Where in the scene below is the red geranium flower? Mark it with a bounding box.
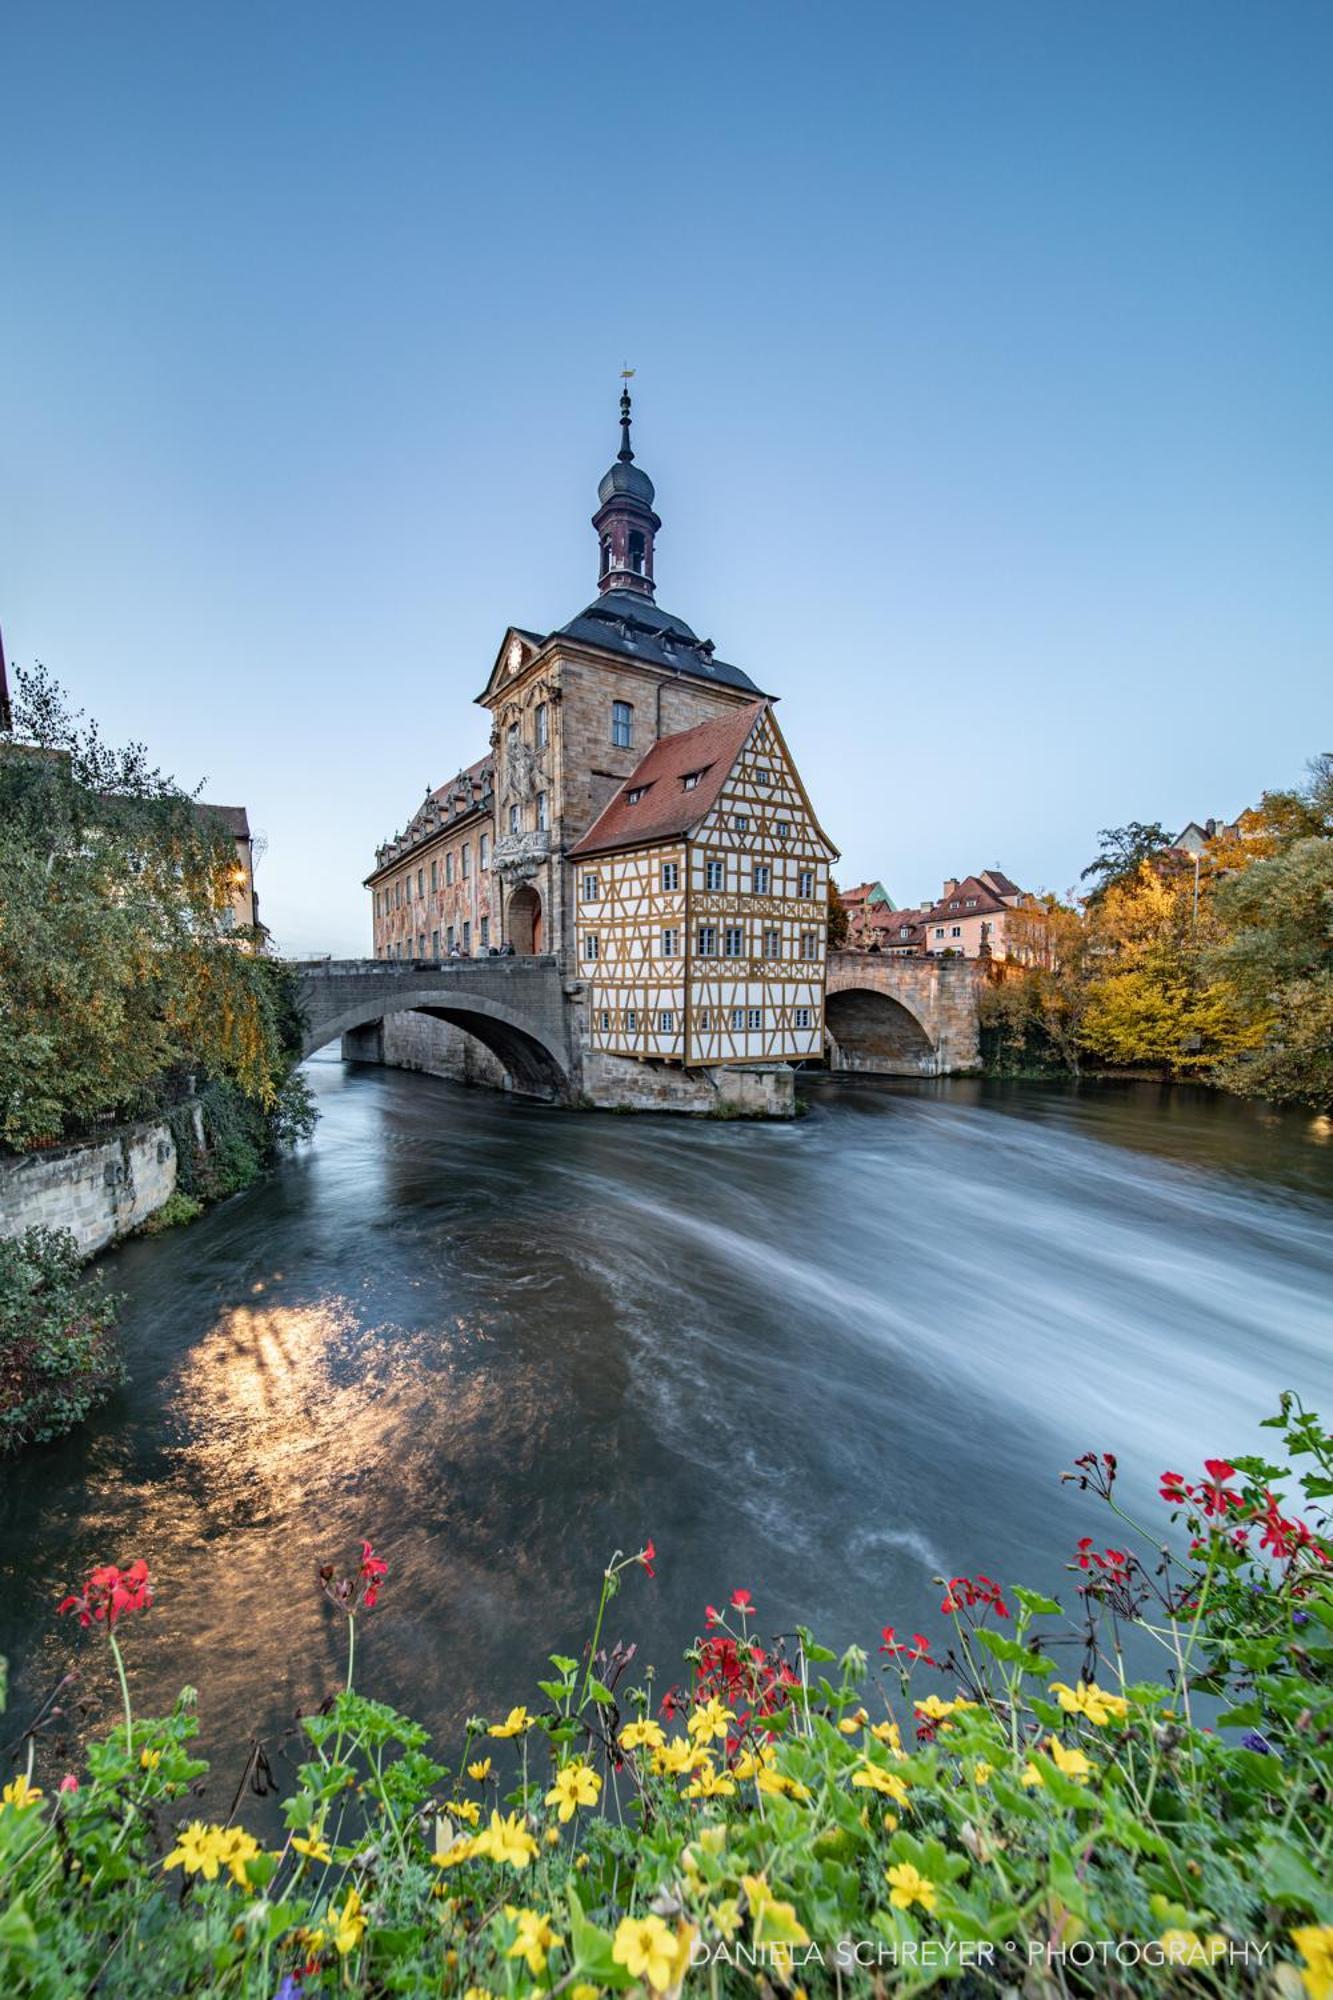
[1199,1461,1242,1518]
[639,1539,657,1578]
[58,1559,153,1629]
[358,1540,388,1609]
[879,1626,935,1663]
[730,1588,754,1615]
[1159,1471,1192,1505]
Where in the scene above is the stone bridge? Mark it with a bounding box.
[291,957,576,1100]
[825,952,984,1077]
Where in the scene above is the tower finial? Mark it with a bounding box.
[618,365,635,462]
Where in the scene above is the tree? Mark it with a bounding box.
[1206,835,1333,1110]
[827,880,849,950]
[0,665,305,1148]
[1080,822,1172,898]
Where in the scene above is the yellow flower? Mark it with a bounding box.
[757,1766,810,1801]
[545,1761,602,1822]
[733,1744,775,1780]
[1049,1680,1129,1726]
[851,1762,910,1805]
[505,1907,563,1976]
[652,1738,703,1776]
[1,1773,44,1813]
[327,1884,367,1956]
[838,1707,869,1734]
[475,1808,539,1868]
[687,1697,735,1744]
[293,1834,332,1863]
[914,1694,975,1725]
[972,1760,992,1787]
[467,1757,492,1782]
[432,1836,478,1869]
[869,1719,903,1754]
[882,1811,899,1832]
[572,1987,602,2000]
[448,1796,481,1826]
[741,1875,811,1946]
[545,1825,561,1847]
[164,1821,225,1880]
[1023,1737,1092,1786]
[885,1861,937,1913]
[613,1914,687,1993]
[1293,1925,1333,2000]
[463,1989,495,2000]
[215,1826,261,1887]
[683,1759,737,1799]
[713,1898,742,1940]
[488,1706,530,1739]
[620,1718,667,1752]
[139,1748,161,1772]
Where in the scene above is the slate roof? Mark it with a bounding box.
[569,702,767,859]
[195,802,251,840]
[368,754,494,877]
[554,591,765,697]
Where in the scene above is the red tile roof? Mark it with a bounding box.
[569,701,767,858]
[921,875,1015,922]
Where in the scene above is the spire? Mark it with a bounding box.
[593,375,661,599]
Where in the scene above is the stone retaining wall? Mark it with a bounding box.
[0,1117,184,1258]
[344,1013,510,1091]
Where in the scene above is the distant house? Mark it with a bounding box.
[865,904,927,955]
[1173,817,1241,858]
[840,880,894,948]
[921,870,1031,960]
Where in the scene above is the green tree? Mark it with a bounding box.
[0,665,309,1148]
[1080,820,1172,898]
[827,879,849,949]
[1207,835,1333,1110]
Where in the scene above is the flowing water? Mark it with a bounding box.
[3,1062,1331,1799]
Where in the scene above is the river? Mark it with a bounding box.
[3,1063,1331,1800]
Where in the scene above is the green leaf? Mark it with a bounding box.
[975,1628,1056,1674]
[1012,1586,1063,1617]
[586,1678,615,1707]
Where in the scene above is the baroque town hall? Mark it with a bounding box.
[365,393,836,1099]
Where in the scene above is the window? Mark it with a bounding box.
[462,920,471,953]
[446,852,455,887]
[661,861,679,891]
[682,771,700,791]
[462,843,471,878]
[480,917,489,950]
[730,1006,745,1030]
[659,1010,673,1032]
[394,881,401,908]
[965,897,977,908]
[733,814,749,833]
[536,792,548,832]
[723,925,745,957]
[800,931,818,960]
[418,934,426,957]
[600,1011,610,1032]
[626,1009,637,1031]
[582,873,600,901]
[752,864,771,893]
[951,925,961,938]
[775,819,790,839]
[748,1007,762,1030]
[705,858,724,891]
[600,534,612,577]
[661,928,680,956]
[430,859,438,893]
[696,925,717,957]
[584,934,599,960]
[762,928,781,959]
[535,702,549,748]
[697,1009,711,1030]
[935,926,945,938]
[447,926,455,953]
[431,929,440,956]
[799,870,814,898]
[628,529,646,574]
[417,868,424,897]
[480,833,489,870]
[373,890,380,916]
[795,1007,811,1029]
[406,937,413,959]
[612,701,633,748]
[755,768,772,786]
[509,804,519,833]
[626,786,646,804]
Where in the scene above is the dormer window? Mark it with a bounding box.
[626,786,646,804]
[682,771,700,790]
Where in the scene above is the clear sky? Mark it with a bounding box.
[3,1,1330,953]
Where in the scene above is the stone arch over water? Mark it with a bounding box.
[825,986,938,1077]
[303,993,568,1101]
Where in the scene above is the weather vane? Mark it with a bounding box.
[621,364,635,382]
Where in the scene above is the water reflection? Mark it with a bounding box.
[1,1062,1330,1809]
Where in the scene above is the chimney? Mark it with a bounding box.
[942,878,958,898]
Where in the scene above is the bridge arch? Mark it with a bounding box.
[299,987,570,1101]
[825,985,938,1077]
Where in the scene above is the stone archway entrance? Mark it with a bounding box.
[825,988,937,1077]
[507,883,542,956]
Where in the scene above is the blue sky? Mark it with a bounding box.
[3,1,1329,953]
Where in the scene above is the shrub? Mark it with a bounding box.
[137,1190,204,1234]
[0,1400,1330,1994]
[0,1227,123,1451]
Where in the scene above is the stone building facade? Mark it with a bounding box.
[361,390,836,1106]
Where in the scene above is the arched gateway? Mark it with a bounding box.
[824,952,984,1078]
[293,959,574,1102]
